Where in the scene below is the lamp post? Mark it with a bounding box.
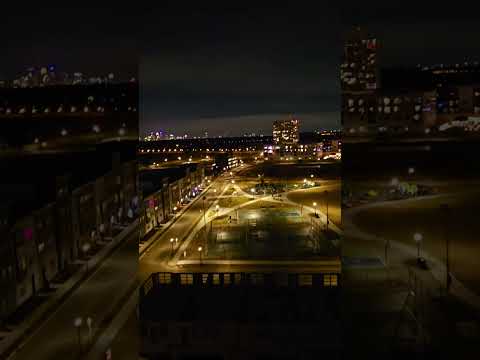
[325,190,329,231]
[414,232,423,259]
[313,202,317,216]
[86,317,93,345]
[73,317,83,354]
[202,196,207,227]
[198,246,203,265]
[82,243,91,273]
[441,203,452,294]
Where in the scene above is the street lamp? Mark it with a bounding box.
[408,167,415,175]
[82,243,91,273]
[86,317,93,344]
[414,232,423,259]
[198,246,203,265]
[73,317,83,354]
[324,190,329,231]
[202,196,207,227]
[440,203,452,294]
[170,238,174,255]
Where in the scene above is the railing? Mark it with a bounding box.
[140,271,341,298]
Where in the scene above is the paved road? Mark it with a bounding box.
[9,226,139,360]
[138,169,244,279]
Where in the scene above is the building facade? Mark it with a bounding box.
[139,272,341,360]
[342,27,480,136]
[139,164,205,239]
[340,26,379,92]
[0,159,139,325]
[272,118,300,147]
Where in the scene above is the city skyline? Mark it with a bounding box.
[2,4,480,137]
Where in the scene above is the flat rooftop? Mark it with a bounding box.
[140,272,340,323]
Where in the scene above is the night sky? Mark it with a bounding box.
[2,4,479,137]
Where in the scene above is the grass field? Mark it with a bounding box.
[350,191,480,294]
[287,184,341,227]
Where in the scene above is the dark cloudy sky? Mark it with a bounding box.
[341,1,480,67]
[1,3,479,136]
[140,5,341,136]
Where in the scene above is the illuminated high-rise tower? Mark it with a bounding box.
[273,117,299,146]
[340,26,379,92]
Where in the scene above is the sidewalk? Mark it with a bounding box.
[0,219,139,360]
[176,259,341,270]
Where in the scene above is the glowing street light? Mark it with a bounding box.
[408,167,415,175]
[198,246,203,265]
